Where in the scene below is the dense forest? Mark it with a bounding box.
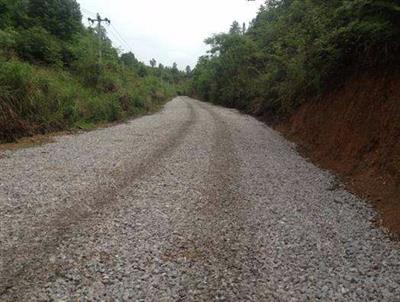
[190,0,400,119]
[0,0,188,142]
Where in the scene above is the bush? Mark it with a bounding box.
[0,0,183,142]
[0,28,17,56]
[191,0,400,117]
[16,27,62,65]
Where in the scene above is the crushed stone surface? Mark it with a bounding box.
[1,97,399,301]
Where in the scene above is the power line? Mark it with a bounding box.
[110,24,133,52]
[108,26,130,50]
[107,28,130,51]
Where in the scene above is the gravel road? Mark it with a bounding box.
[1,97,399,301]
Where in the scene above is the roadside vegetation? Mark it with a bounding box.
[190,0,400,119]
[0,0,188,142]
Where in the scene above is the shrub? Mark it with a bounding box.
[0,0,182,142]
[16,27,62,65]
[191,0,400,117]
[0,28,17,56]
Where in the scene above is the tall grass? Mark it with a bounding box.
[0,59,174,142]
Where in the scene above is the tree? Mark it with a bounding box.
[137,63,148,77]
[0,0,29,29]
[0,0,182,143]
[150,58,157,68]
[185,65,192,76]
[229,21,242,35]
[27,0,82,40]
[191,0,400,118]
[16,26,62,65]
[121,52,139,69]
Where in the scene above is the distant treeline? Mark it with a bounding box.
[190,0,400,119]
[0,0,189,142]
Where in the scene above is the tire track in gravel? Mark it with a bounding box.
[0,98,198,298]
[195,101,262,300]
[162,99,261,300]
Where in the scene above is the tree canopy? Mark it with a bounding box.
[0,0,188,141]
[191,0,400,117]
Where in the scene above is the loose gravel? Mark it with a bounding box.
[0,97,399,301]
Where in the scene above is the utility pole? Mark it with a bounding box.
[88,14,111,65]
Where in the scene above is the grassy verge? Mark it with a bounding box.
[0,58,176,143]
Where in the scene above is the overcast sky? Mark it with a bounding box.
[77,0,265,69]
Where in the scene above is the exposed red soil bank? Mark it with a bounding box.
[278,71,400,237]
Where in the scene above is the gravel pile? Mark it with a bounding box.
[0,97,399,301]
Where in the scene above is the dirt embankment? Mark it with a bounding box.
[278,71,400,237]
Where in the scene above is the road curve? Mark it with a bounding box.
[0,97,399,301]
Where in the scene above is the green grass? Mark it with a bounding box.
[0,58,175,142]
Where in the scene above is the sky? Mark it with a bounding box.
[77,0,265,69]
